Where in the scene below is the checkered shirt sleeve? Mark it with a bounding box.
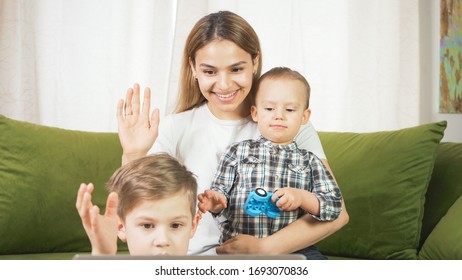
[307,153,342,221]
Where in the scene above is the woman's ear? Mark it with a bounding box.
[252,52,260,73]
[117,217,127,243]
[189,57,197,79]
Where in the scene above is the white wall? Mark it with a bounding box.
[1,1,460,142]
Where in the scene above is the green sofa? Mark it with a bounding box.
[0,115,461,260]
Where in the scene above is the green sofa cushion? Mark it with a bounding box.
[419,195,462,260]
[420,142,462,248]
[317,121,446,259]
[0,115,125,255]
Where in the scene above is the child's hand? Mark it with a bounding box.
[76,183,119,255]
[272,187,303,211]
[198,189,227,214]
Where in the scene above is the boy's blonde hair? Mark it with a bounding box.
[106,153,197,220]
[176,10,262,113]
[255,67,311,109]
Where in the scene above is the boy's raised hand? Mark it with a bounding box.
[117,83,160,164]
[76,183,119,255]
[197,189,227,214]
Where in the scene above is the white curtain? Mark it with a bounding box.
[1,0,423,133]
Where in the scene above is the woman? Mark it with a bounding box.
[95,11,348,256]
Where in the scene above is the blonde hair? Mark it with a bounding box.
[176,11,262,113]
[106,153,197,220]
[255,67,311,108]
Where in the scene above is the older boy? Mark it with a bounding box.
[76,153,199,255]
[198,67,342,259]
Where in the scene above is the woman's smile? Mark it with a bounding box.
[213,89,238,101]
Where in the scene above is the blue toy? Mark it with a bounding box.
[244,188,280,218]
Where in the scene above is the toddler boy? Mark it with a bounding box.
[198,67,342,259]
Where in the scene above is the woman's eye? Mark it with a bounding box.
[231,67,243,73]
[203,70,215,75]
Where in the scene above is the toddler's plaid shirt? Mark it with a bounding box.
[211,136,342,243]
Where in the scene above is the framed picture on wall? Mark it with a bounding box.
[440,0,462,113]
